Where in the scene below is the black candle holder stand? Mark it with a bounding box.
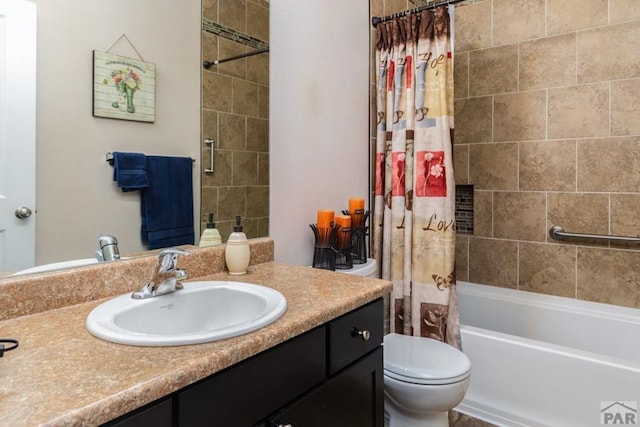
[342,209,370,264]
[334,226,353,270]
[309,223,339,270]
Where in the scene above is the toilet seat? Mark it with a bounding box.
[383,333,471,385]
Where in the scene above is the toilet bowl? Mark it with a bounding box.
[383,333,471,427]
[336,259,471,427]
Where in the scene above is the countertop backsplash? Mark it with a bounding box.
[0,237,275,321]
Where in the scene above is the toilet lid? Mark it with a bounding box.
[383,333,471,385]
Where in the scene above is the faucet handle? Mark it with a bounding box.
[157,248,189,271]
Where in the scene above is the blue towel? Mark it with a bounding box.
[140,156,195,250]
[112,152,149,192]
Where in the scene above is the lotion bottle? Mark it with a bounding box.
[199,213,222,247]
[225,215,250,275]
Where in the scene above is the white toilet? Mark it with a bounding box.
[341,260,472,427]
[383,333,471,426]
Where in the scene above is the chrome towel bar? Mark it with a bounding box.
[105,152,195,163]
[549,226,640,245]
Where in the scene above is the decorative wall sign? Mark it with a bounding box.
[92,50,156,123]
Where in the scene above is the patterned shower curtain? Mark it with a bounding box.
[373,6,460,348]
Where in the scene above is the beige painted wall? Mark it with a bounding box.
[33,0,201,264]
[270,0,371,266]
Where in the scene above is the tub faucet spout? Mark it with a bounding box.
[96,234,121,262]
[132,248,189,299]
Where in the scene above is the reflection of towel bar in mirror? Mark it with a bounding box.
[105,152,195,164]
[549,225,640,245]
[204,139,214,174]
[203,48,269,69]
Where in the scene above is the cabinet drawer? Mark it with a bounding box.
[179,326,326,427]
[328,298,383,375]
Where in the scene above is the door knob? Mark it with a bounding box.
[15,207,32,219]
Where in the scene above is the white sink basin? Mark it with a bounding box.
[12,257,131,276]
[13,258,100,275]
[86,281,287,346]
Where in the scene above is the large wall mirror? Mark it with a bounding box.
[0,0,268,278]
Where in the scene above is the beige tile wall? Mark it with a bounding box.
[371,0,640,309]
[201,0,270,241]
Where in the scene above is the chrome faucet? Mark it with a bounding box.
[95,234,120,262]
[132,248,189,300]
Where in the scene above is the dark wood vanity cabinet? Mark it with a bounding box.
[105,298,384,427]
[266,298,384,427]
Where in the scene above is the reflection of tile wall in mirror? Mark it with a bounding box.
[201,1,270,242]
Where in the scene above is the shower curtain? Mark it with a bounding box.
[373,6,460,348]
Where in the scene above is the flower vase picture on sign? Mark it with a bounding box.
[92,51,155,123]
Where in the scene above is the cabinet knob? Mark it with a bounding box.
[351,327,370,341]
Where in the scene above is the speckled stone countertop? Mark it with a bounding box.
[0,239,391,426]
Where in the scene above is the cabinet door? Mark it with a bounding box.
[269,347,383,427]
[179,327,326,427]
[104,397,173,427]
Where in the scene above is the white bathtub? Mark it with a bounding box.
[455,281,640,427]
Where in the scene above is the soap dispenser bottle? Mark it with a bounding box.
[225,215,250,275]
[199,213,222,247]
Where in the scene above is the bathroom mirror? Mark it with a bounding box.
[0,0,268,278]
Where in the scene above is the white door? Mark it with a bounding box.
[0,0,36,273]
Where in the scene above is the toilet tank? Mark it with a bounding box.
[340,258,377,278]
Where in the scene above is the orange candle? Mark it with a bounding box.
[348,197,365,213]
[335,215,352,250]
[317,210,335,228]
[335,215,351,228]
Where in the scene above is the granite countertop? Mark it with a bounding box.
[0,261,391,426]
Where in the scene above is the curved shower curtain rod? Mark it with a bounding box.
[203,48,269,69]
[371,0,467,27]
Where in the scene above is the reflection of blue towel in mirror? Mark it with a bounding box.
[111,152,150,192]
[141,156,195,249]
